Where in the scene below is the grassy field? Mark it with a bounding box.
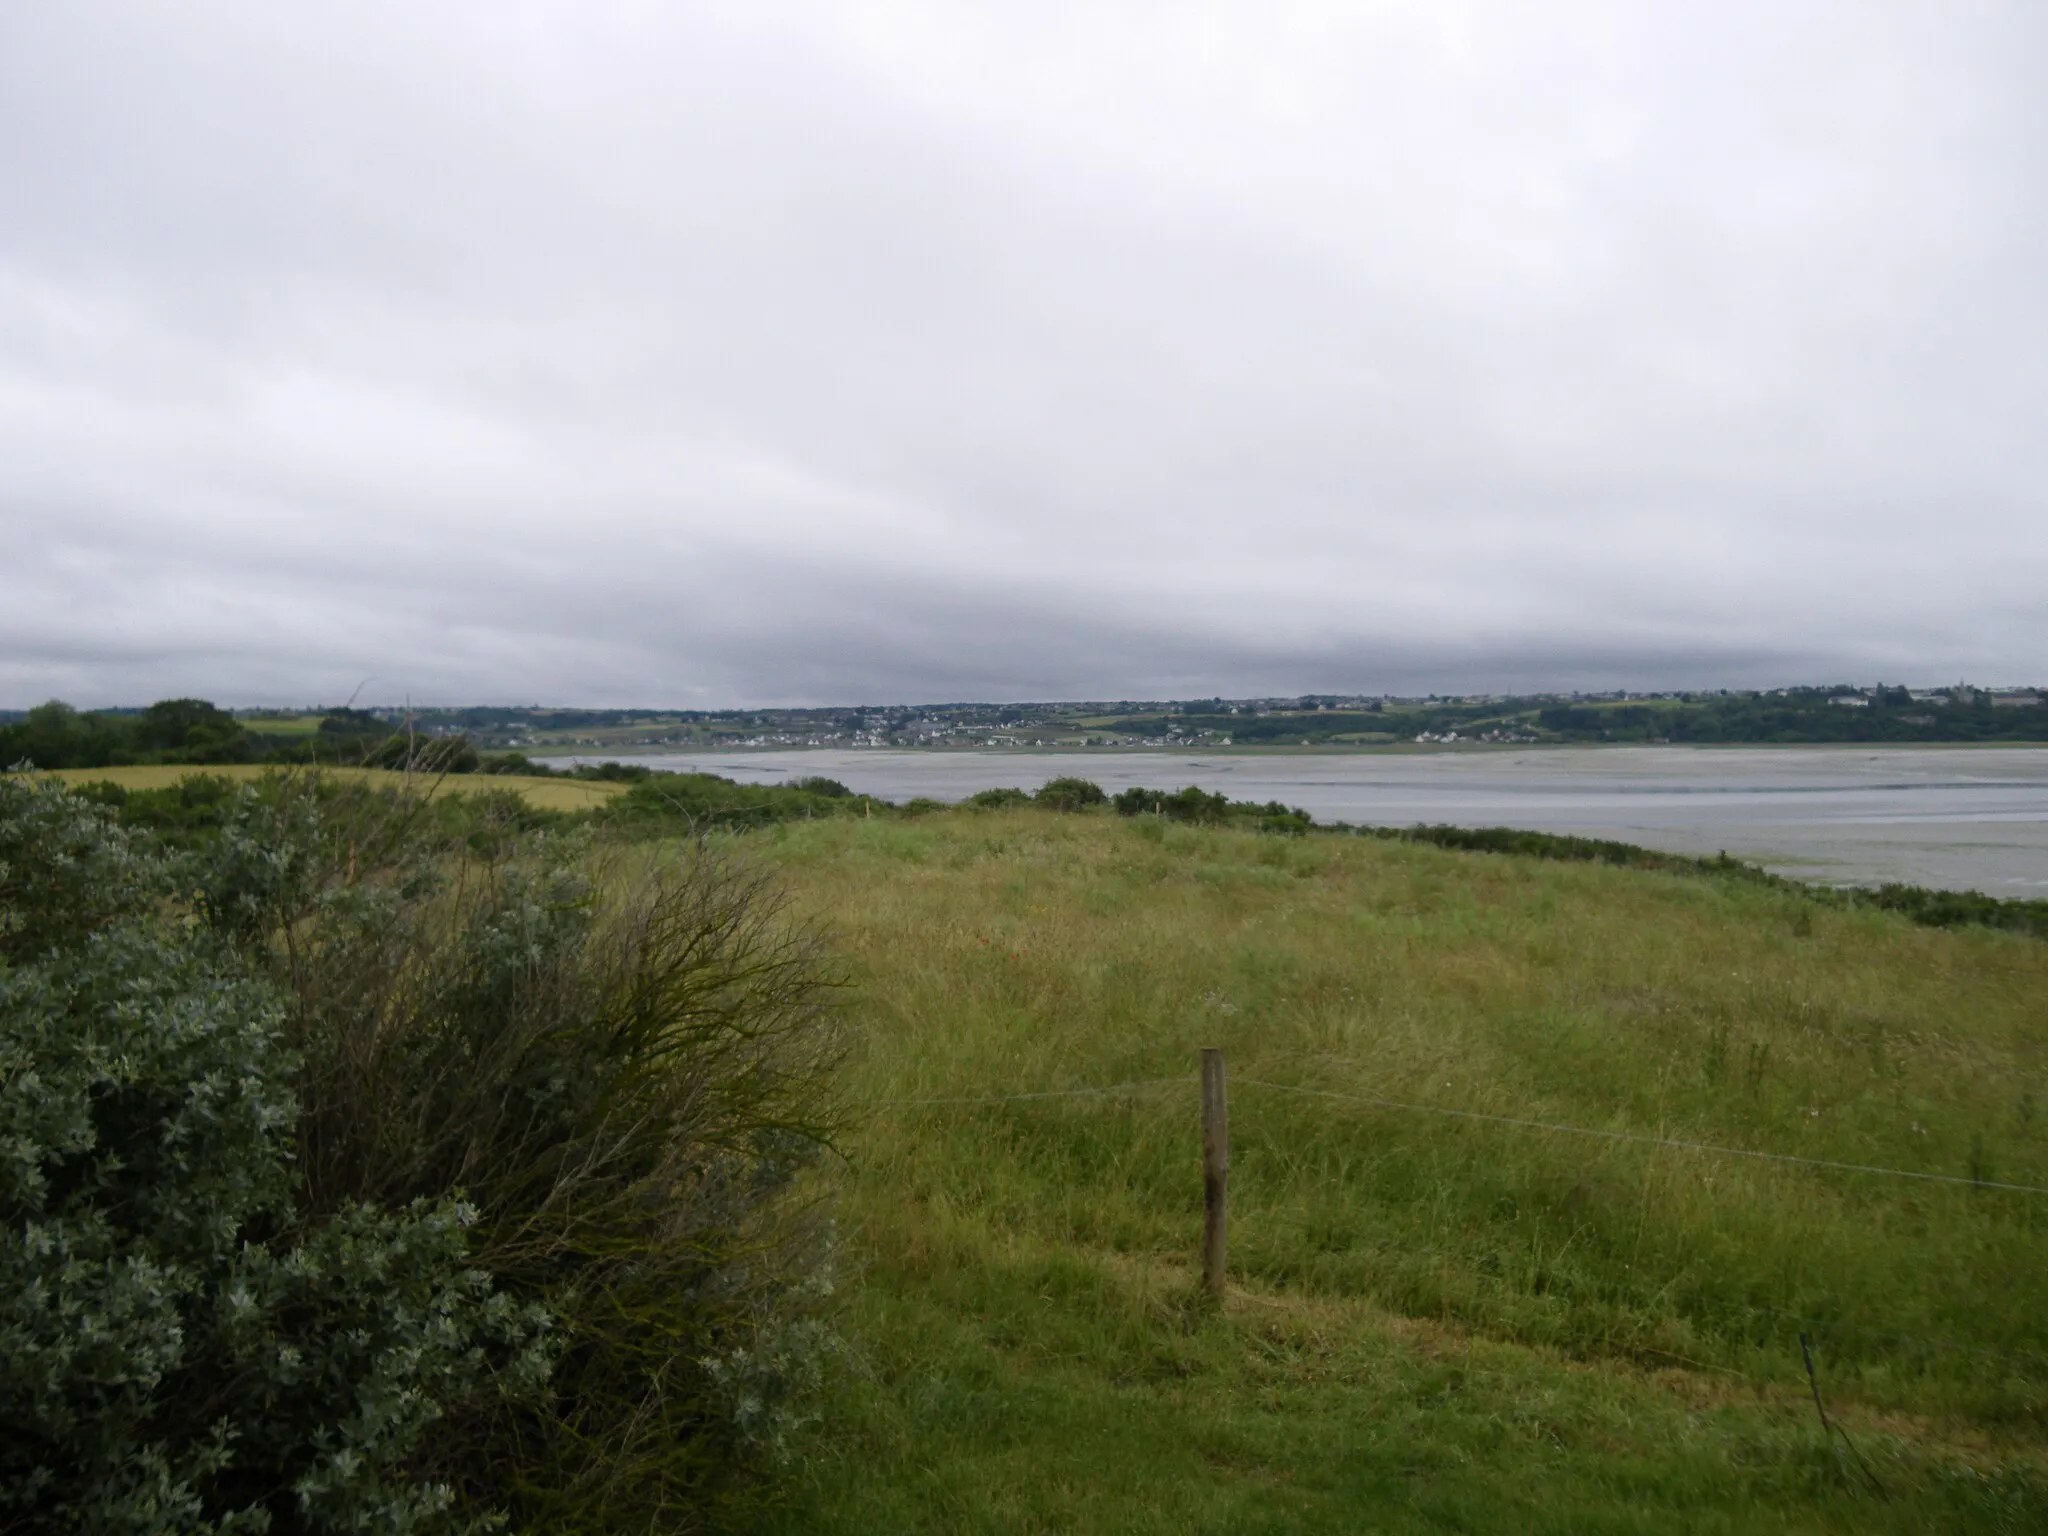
[44,762,628,813]
[738,810,2048,1532]
[235,713,325,736]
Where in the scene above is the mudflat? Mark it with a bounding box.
[582,745,2048,894]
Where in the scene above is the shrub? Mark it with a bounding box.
[480,751,556,777]
[573,760,652,783]
[1111,785,1231,823]
[206,780,846,1529]
[599,772,869,832]
[964,787,1031,810]
[0,774,550,1533]
[1861,881,2048,942]
[1159,785,1231,824]
[0,772,164,961]
[1257,808,1312,836]
[362,734,481,775]
[72,774,244,852]
[2,771,846,1532]
[790,776,853,798]
[1033,776,1105,812]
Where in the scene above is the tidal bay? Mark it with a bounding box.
[572,745,2048,895]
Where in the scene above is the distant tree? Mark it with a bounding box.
[362,734,480,774]
[316,708,387,739]
[1,701,80,770]
[131,698,255,763]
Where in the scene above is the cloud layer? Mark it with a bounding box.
[5,1,2044,706]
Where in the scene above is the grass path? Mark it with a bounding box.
[746,811,2048,1531]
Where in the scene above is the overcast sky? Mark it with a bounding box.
[4,1,2044,708]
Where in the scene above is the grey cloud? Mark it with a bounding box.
[4,1,2045,708]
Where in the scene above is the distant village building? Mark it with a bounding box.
[1828,695,1869,707]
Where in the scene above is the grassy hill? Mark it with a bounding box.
[21,771,2042,1525]
[745,810,2048,1532]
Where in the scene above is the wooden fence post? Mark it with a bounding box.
[1201,1047,1228,1298]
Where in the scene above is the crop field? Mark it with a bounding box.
[43,763,628,813]
[743,810,2048,1532]
[235,713,326,735]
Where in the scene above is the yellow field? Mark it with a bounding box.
[42,764,627,813]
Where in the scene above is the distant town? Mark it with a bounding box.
[8,684,2046,770]
[191,682,2048,754]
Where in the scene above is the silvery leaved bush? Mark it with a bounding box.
[0,774,555,1534]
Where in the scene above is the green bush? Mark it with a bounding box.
[790,776,853,798]
[573,760,653,783]
[600,772,869,831]
[0,774,550,1533]
[206,778,847,1529]
[2,771,845,1532]
[480,752,556,777]
[1032,777,1105,812]
[964,787,1031,810]
[1107,785,1311,832]
[70,774,244,852]
[1861,881,2048,941]
[1110,785,1231,823]
[0,773,166,960]
[361,734,481,774]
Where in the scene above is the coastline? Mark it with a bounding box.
[540,744,2048,897]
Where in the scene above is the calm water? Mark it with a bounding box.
[570,746,2048,896]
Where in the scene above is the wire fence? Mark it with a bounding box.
[876,1064,2048,1458]
[882,1069,2048,1197]
[881,1075,1195,1107]
[877,1063,2048,1377]
[1229,1077,2048,1196]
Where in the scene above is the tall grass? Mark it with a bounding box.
[196,778,848,1531]
[747,810,2048,1530]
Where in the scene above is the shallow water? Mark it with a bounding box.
[571,746,2048,896]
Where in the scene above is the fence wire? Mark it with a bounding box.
[1230,1077,2048,1196]
[868,1064,2048,1376]
[880,1075,1195,1107]
[877,1067,2048,1367]
[883,1070,2048,1196]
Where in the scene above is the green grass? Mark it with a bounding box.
[735,811,2048,1531]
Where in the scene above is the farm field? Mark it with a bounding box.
[43,762,628,814]
[235,713,326,736]
[745,810,2048,1532]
